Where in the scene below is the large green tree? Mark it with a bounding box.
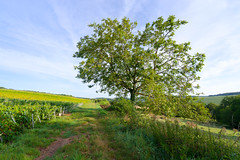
[73,16,205,102]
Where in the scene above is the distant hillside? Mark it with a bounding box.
[201,91,240,105]
[0,88,90,103]
[200,96,225,105]
[209,91,240,97]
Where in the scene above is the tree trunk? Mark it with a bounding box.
[130,89,136,102]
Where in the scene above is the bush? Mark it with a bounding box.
[205,103,218,118]
[148,119,240,159]
[184,101,211,122]
[141,80,211,121]
[214,96,240,128]
[109,98,135,116]
[0,113,23,142]
[95,99,111,109]
[105,107,240,159]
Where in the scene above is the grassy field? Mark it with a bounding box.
[0,88,90,103]
[0,103,141,159]
[200,96,226,105]
[1,102,239,159]
[0,89,239,159]
[152,115,240,142]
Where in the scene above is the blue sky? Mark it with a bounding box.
[0,0,240,98]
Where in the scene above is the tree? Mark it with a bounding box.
[205,102,218,118]
[215,96,240,128]
[73,16,205,102]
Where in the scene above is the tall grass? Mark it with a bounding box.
[107,99,240,160]
[148,119,240,159]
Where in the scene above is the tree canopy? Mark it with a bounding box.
[73,16,205,102]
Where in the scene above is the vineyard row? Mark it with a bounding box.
[0,98,78,142]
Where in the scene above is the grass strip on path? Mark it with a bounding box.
[0,103,134,160]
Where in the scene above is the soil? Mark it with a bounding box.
[35,135,78,160]
[100,104,111,109]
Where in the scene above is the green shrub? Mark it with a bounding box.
[114,129,160,160]
[0,113,23,142]
[118,114,240,159]
[141,80,211,121]
[215,96,240,128]
[110,98,135,116]
[95,99,111,108]
[205,102,218,118]
[149,120,240,159]
[0,98,76,142]
[104,105,240,159]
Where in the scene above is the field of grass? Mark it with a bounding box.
[151,115,240,142]
[0,89,90,103]
[1,102,239,159]
[0,89,239,159]
[0,103,139,159]
[200,96,226,105]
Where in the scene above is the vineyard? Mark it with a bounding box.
[0,89,90,143]
[0,98,77,142]
[0,88,90,103]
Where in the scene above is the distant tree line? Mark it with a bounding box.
[206,95,240,129]
[209,92,240,97]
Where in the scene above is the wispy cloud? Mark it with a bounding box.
[0,48,76,81]
[172,0,240,95]
[1,0,240,97]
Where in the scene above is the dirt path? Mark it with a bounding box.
[35,135,78,160]
[35,103,116,160]
[35,113,77,160]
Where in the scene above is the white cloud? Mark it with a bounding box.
[1,0,240,97]
[121,0,137,18]
[49,0,110,45]
[0,48,77,82]
[172,0,240,95]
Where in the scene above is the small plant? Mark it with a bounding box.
[172,118,181,124]
[186,121,197,128]
[233,128,238,134]
[220,127,227,134]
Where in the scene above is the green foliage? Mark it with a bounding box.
[113,129,160,160]
[0,98,75,142]
[205,102,218,118]
[214,96,240,128]
[0,111,79,160]
[109,98,135,116]
[176,99,211,122]
[188,101,211,121]
[143,80,175,117]
[94,99,110,108]
[148,120,240,159]
[1,101,239,159]
[74,16,205,102]
[0,113,22,141]
[142,80,211,121]
[104,108,240,159]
